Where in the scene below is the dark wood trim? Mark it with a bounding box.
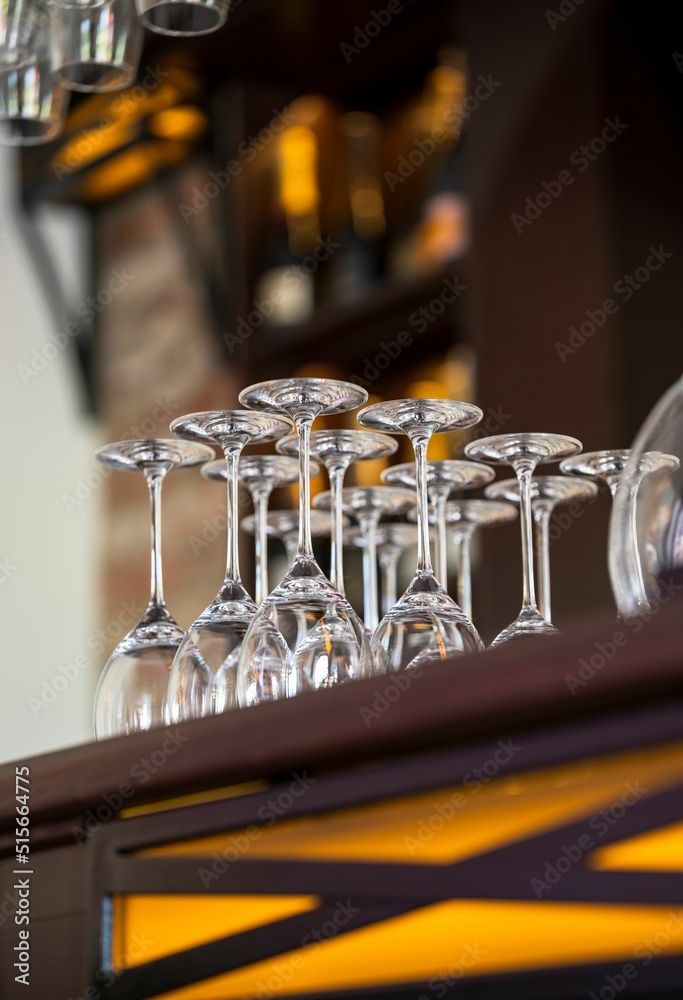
[2,598,683,831]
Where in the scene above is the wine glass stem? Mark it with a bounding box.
[296,412,316,560]
[253,489,272,605]
[516,462,539,612]
[145,468,167,609]
[432,490,448,585]
[328,463,347,594]
[413,433,434,576]
[532,501,553,622]
[453,526,473,620]
[224,444,243,584]
[359,513,380,630]
[379,551,398,615]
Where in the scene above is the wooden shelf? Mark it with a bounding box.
[244,264,467,378]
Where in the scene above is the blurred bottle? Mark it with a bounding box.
[326,111,386,304]
[388,47,470,278]
[255,120,322,327]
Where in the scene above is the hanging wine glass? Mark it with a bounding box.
[134,0,228,37]
[314,486,415,630]
[357,398,485,670]
[561,449,679,617]
[465,433,581,645]
[277,429,397,598]
[201,455,316,606]
[237,378,373,704]
[381,459,495,586]
[48,0,142,92]
[166,411,292,721]
[485,476,596,624]
[92,439,214,738]
[1,0,68,145]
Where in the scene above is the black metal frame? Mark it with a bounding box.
[90,694,683,1000]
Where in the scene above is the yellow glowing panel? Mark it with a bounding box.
[112,895,318,969]
[140,743,683,866]
[118,899,683,1000]
[593,820,683,872]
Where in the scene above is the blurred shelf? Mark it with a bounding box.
[247,263,466,377]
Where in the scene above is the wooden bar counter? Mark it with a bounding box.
[2,599,683,1000]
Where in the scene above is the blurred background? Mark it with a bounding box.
[1,0,682,761]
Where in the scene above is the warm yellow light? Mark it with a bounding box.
[407,380,449,399]
[52,121,139,173]
[149,104,208,142]
[592,821,683,872]
[278,126,320,217]
[79,145,158,200]
[288,94,328,127]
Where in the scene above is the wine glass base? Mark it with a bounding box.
[237,559,373,704]
[372,573,483,672]
[490,609,560,647]
[240,378,368,417]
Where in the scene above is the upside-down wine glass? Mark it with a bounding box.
[277,429,397,598]
[408,499,517,622]
[48,0,142,92]
[560,450,679,617]
[201,455,310,606]
[465,433,581,645]
[237,379,373,703]
[382,460,495,585]
[358,398,485,669]
[314,486,415,630]
[167,411,292,720]
[93,439,214,738]
[485,476,596,624]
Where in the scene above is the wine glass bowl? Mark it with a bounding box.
[93,438,214,739]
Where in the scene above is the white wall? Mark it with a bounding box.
[0,146,99,763]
